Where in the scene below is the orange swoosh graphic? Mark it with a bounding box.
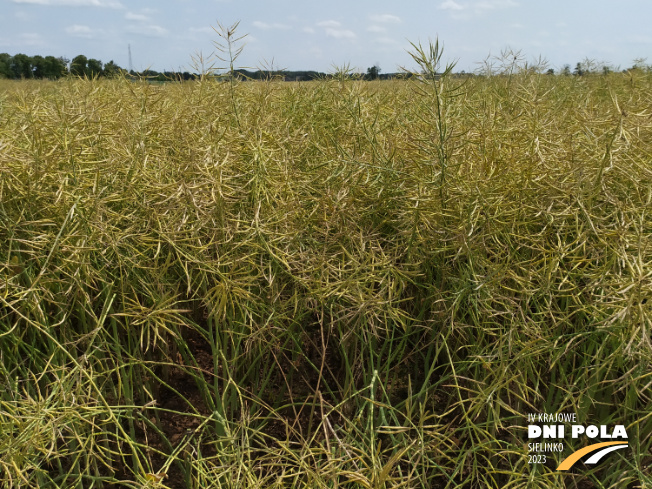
[556,441,628,471]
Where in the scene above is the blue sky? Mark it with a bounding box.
[1,0,651,73]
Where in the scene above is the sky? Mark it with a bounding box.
[1,0,651,74]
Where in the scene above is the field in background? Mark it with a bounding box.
[0,63,651,488]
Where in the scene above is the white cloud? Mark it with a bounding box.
[370,14,401,23]
[19,32,44,46]
[188,26,212,34]
[252,21,290,30]
[125,12,149,21]
[126,24,168,37]
[439,0,464,10]
[12,0,123,7]
[628,35,652,44]
[317,20,341,28]
[474,0,518,10]
[302,27,316,34]
[317,20,355,39]
[0,32,44,47]
[65,24,93,37]
[180,26,213,41]
[374,37,399,45]
[439,0,517,16]
[325,28,355,39]
[367,25,386,33]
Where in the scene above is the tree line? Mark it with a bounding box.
[3,52,648,82]
[0,53,127,79]
[0,53,326,81]
[0,52,404,82]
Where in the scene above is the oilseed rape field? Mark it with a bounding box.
[1,49,651,488]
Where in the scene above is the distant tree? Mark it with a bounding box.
[11,53,33,78]
[103,60,123,78]
[546,68,555,75]
[561,64,571,76]
[70,55,88,77]
[87,58,103,77]
[0,53,12,78]
[573,62,584,76]
[629,58,649,72]
[32,55,46,78]
[44,56,68,78]
[0,53,65,79]
[366,64,380,80]
[140,68,159,78]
